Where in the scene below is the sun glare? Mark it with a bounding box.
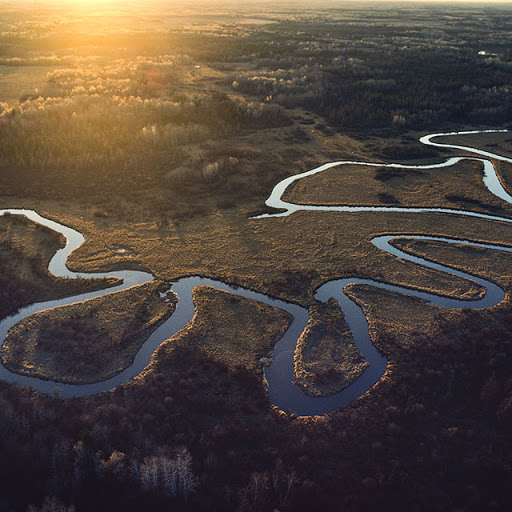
[28,0,165,15]
[50,0,139,11]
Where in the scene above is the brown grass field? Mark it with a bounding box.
[0,214,119,318]
[294,298,368,397]
[150,286,292,376]
[2,5,512,509]
[1,281,176,384]
[1,8,511,398]
[2,127,512,395]
[284,159,511,216]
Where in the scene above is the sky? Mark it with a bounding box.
[2,0,512,10]
[3,0,512,3]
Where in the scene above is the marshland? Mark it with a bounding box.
[0,1,512,511]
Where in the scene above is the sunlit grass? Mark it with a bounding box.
[0,0,291,178]
[0,89,287,171]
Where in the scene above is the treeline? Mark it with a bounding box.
[231,50,512,133]
[0,345,301,511]
[0,92,290,172]
[223,11,512,134]
[0,294,511,511]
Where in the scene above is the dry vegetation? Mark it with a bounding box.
[392,237,512,290]
[294,298,368,397]
[434,131,512,160]
[346,284,442,354]
[1,2,512,511]
[2,281,176,384]
[284,158,512,216]
[151,286,292,376]
[61,203,506,306]
[0,214,119,319]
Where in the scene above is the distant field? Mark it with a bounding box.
[0,66,54,101]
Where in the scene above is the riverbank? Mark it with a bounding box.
[1,131,511,416]
[2,281,176,385]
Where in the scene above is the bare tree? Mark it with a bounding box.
[159,456,177,497]
[138,448,196,500]
[140,456,159,492]
[27,496,75,512]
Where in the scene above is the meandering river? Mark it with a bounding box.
[1,130,511,415]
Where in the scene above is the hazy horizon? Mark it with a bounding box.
[2,0,512,6]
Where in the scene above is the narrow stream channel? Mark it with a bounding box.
[0,130,511,415]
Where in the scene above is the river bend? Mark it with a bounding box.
[1,129,511,415]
